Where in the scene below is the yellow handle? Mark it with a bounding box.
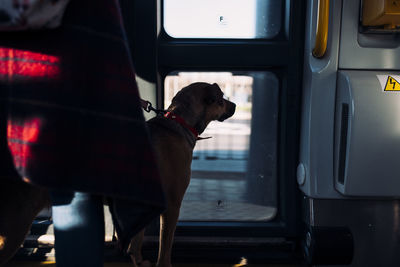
[312,0,330,58]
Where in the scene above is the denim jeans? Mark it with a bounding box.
[51,191,104,267]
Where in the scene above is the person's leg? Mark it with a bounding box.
[51,191,104,267]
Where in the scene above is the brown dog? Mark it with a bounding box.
[128,82,236,267]
[0,82,235,267]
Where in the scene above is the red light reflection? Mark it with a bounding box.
[0,47,60,79]
[7,118,42,168]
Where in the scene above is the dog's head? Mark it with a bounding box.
[168,82,236,134]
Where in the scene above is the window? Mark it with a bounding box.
[163,0,281,39]
[164,72,278,221]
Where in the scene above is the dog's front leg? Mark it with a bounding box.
[156,204,181,267]
[128,229,152,267]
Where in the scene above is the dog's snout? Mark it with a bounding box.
[225,99,236,115]
[218,100,236,122]
[229,102,236,116]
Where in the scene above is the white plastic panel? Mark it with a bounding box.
[334,71,400,197]
[339,0,400,70]
[297,0,343,198]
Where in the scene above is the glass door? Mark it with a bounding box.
[157,0,304,241]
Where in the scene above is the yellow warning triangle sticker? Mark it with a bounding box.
[384,76,400,91]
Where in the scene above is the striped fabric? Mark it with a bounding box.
[0,0,165,216]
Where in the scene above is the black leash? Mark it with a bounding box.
[140,99,167,116]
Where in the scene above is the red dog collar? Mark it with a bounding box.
[164,112,199,139]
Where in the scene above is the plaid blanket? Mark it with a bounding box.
[0,0,165,240]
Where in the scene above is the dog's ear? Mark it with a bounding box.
[204,83,223,106]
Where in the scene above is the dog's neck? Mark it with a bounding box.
[166,105,208,135]
[162,105,214,148]
[151,115,197,149]
[164,112,199,138]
